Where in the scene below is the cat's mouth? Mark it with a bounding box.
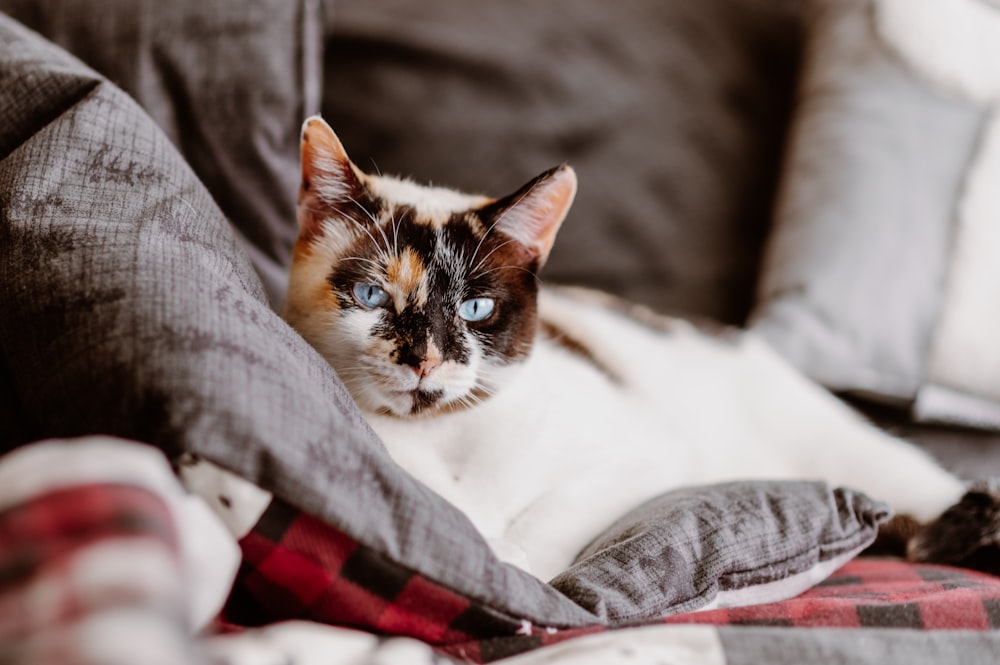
[409,388,445,413]
[377,387,446,417]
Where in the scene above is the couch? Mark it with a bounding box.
[2,1,999,663]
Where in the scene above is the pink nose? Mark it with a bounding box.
[412,356,442,379]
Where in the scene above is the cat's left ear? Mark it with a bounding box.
[480,165,577,268]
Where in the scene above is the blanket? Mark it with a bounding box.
[4,437,1000,665]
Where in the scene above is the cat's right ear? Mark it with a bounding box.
[478,164,577,269]
[298,116,366,240]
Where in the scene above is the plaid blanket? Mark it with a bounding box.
[0,438,237,665]
[463,559,1000,661]
[5,439,1000,665]
[223,493,1000,663]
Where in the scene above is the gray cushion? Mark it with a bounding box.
[0,0,323,308]
[750,0,988,406]
[551,481,889,622]
[320,0,809,325]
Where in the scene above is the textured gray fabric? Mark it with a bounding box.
[750,0,988,404]
[0,14,592,627]
[0,0,323,309]
[720,627,1000,665]
[550,482,889,622]
[321,0,808,325]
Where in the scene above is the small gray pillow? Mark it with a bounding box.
[551,481,891,623]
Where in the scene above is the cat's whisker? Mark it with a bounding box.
[345,195,379,226]
[347,196,395,261]
[467,219,501,272]
[472,265,537,280]
[339,256,384,272]
[468,186,535,271]
[470,238,520,276]
[327,207,391,264]
[390,207,401,260]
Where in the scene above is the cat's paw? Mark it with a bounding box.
[907,479,1000,576]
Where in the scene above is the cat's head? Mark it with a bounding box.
[283,116,576,418]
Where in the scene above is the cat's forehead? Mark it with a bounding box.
[365,173,491,227]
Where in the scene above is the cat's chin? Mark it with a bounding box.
[348,360,524,419]
[366,391,447,419]
[359,385,492,420]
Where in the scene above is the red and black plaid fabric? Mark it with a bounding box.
[663,558,1000,630]
[443,559,1000,662]
[227,498,1000,663]
[226,499,1000,662]
[226,496,526,649]
[0,482,177,589]
[0,482,181,654]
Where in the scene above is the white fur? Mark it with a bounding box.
[310,164,354,205]
[875,0,1000,103]
[290,120,969,581]
[368,288,965,581]
[366,174,490,226]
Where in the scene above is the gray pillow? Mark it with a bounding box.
[750,0,989,412]
[551,481,890,622]
[0,0,323,309]
[320,0,809,325]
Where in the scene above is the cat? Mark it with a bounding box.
[283,116,1000,581]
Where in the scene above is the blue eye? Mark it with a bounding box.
[352,282,389,308]
[458,297,495,322]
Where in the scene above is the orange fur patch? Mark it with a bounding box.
[385,248,426,304]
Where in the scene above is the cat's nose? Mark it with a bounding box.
[412,355,442,379]
[399,338,443,379]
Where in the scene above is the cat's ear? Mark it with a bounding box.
[480,165,577,267]
[297,116,366,239]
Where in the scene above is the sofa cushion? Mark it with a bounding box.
[319,0,809,325]
[750,0,996,429]
[0,0,323,308]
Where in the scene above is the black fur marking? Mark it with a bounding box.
[539,320,622,385]
[867,514,921,557]
[325,199,545,376]
[908,480,1000,576]
[411,388,444,414]
[459,210,541,362]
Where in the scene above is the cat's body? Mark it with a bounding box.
[368,286,962,579]
[285,117,997,581]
